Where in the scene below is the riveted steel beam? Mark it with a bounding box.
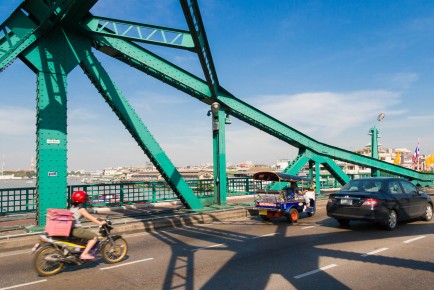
[180,0,219,97]
[80,49,203,210]
[82,15,195,51]
[91,34,211,101]
[0,0,78,71]
[93,33,434,183]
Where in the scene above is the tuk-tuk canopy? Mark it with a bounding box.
[252,171,313,183]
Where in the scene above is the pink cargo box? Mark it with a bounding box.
[45,209,74,236]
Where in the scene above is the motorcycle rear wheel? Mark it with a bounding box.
[33,245,65,276]
[102,238,128,264]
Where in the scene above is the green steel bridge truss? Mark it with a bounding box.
[1,0,433,225]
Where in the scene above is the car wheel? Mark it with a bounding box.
[337,219,350,226]
[383,210,397,231]
[287,208,298,223]
[422,203,433,221]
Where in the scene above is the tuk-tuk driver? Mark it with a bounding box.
[286,182,301,200]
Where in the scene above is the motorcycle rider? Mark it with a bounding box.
[70,190,105,260]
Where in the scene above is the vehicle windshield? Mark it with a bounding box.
[341,179,384,193]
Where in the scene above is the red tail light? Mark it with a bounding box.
[362,198,379,206]
[327,198,334,204]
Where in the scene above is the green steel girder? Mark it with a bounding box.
[212,108,227,205]
[215,90,434,183]
[34,71,68,226]
[180,0,219,97]
[0,8,38,71]
[82,15,195,51]
[267,151,310,190]
[91,34,211,101]
[0,0,87,71]
[100,39,433,183]
[2,0,434,226]
[303,149,350,185]
[90,31,434,183]
[79,49,203,210]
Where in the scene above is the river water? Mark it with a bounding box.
[0,178,83,189]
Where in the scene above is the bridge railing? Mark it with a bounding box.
[0,176,341,214]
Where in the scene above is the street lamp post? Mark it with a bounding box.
[369,113,385,177]
[210,102,227,206]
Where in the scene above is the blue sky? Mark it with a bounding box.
[1,0,434,171]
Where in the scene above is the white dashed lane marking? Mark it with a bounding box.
[293,264,338,279]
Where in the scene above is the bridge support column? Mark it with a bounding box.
[211,102,227,205]
[35,71,68,226]
[370,127,381,177]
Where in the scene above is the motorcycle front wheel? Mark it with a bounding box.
[102,237,128,263]
[33,244,65,276]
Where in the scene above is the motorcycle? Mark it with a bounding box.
[31,218,128,276]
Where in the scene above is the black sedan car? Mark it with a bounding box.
[326,177,433,230]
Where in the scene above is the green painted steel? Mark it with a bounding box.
[180,0,220,97]
[211,106,227,205]
[83,16,195,51]
[79,49,203,210]
[91,35,211,101]
[369,126,380,177]
[1,0,434,225]
[34,71,69,225]
[88,27,434,185]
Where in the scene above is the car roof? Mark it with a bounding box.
[253,171,313,182]
[349,177,402,182]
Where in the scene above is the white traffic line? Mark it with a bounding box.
[294,264,338,279]
[99,258,154,270]
[361,248,389,257]
[191,243,226,251]
[251,233,277,239]
[403,235,426,244]
[301,226,316,230]
[0,280,47,290]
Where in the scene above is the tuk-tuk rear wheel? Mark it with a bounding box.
[287,208,298,223]
[260,215,270,221]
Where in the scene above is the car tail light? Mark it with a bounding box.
[327,198,334,204]
[276,203,281,209]
[362,198,378,206]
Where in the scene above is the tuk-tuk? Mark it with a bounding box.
[251,171,316,223]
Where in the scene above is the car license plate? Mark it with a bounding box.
[259,210,267,215]
[341,199,352,205]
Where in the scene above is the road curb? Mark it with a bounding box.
[0,207,252,253]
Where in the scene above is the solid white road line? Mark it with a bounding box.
[403,236,426,244]
[0,280,47,290]
[361,247,389,257]
[293,264,338,279]
[99,258,154,270]
[251,233,277,239]
[301,226,316,230]
[192,243,226,251]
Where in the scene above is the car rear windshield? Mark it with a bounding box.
[341,180,384,193]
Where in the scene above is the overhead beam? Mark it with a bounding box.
[80,49,203,210]
[82,15,195,51]
[180,0,219,96]
[92,34,211,101]
[92,35,434,183]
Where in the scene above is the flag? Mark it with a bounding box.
[412,140,420,164]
